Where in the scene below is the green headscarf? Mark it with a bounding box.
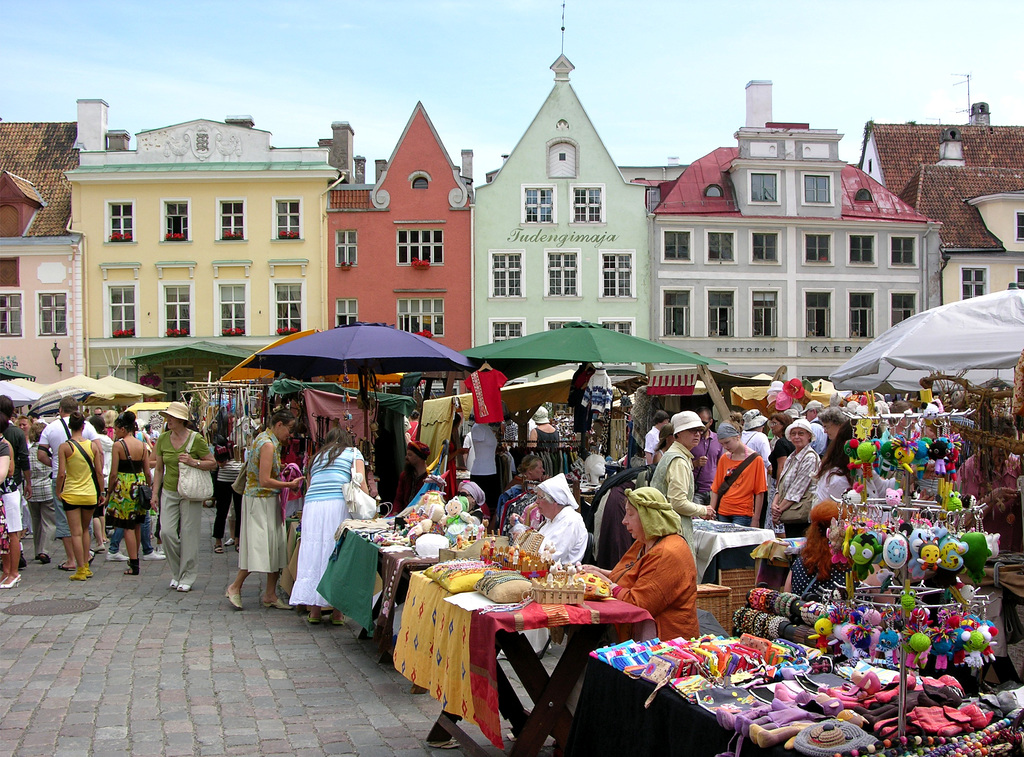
[626,487,682,539]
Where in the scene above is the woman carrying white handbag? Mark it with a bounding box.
[288,427,369,623]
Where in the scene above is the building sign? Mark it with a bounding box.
[0,356,19,370]
[506,228,619,248]
[715,347,777,353]
[801,343,866,356]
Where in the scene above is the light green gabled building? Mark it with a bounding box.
[473,56,650,347]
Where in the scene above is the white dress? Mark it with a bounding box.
[538,506,589,564]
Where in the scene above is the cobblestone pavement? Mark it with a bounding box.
[0,510,519,757]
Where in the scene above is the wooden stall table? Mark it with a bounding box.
[394,572,653,756]
[691,520,775,583]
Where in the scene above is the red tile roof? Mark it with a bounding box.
[900,165,1024,250]
[0,122,78,236]
[329,188,373,210]
[868,123,1024,196]
[654,146,929,223]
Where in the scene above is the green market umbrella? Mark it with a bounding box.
[462,321,724,379]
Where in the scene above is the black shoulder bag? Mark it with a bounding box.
[68,439,101,501]
[716,453,759,500]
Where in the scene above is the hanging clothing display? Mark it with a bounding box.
[585,368,614,414]
[467,367,507,424]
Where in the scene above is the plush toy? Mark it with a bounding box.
[809,617,834,653]
[907,526,940,580]
[877,439,898,477]
[913,439,931,480]
[876,628,900,664]
[443,496,480,545]
[885,487,903,508]
[960,622,997,669]
[409,496,446,539]
[847,533,882,580]
[961,532,993,582]
[945,490,963,512]
[892,435,917,475]
[882,532,909,570]
[928,438,952,476]
[936,531,968,573]
[905,632,932,669]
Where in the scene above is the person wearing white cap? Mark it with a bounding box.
[649,411,713,548]
[740,409,772,471]
[770,418,820,537]
[802,401,828,456]
[534,473,588,564]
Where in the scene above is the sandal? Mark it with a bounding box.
[37,553,51,565]
[214,545,224,554]
[57,562,76,571]
[307,614,322,624]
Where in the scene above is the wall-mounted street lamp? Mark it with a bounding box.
[51,342,63,373]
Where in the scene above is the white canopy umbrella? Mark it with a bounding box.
[831,288,1024,391]
[0,380,42,406]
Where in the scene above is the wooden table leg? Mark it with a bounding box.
[502,625,606,757]
[425,712,492,757]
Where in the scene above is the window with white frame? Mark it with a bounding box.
[397,229,443,265]
[109,202,133,241]
[664,231,691,261]
[601,253,632,297]
[962,268,986,299]
[524,188,553,223]
[397,298,444,336]
[335,230,357,266]
[751,232,778,262]
[750,173,778,202]
[890,237,915,266]
[708,291,734,337]
[491,321,524,342]
[219,284,246,334]
[276,200,300,238]
[850,235,874,264]
[600,320,633,335]
[752,291,777,337]
[1018,269,1024,289]
[220,201,244,239]
[547,252,578,296]
[805,292,831,337]
[573,187,602,223]
[804,175,830,203]
[109,286,135,334]
[546,320,578,330]
[663,291,690,337]
[335,299,358,327]
[891,292,915,326]
[0,294,21,336]
[491,252,522,297]
[39,293,67,336]
[164,286,191,335]
[548,142,577,178]
[275,284,302,333]
[707,231,734,262]
[1017,212,1024,242]
[805,234,830,263]
[849,292,874,338]
[164,201,189,240]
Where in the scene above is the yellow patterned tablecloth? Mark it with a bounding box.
[393,571,476,723]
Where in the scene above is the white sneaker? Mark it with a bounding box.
[106,551,129,562]
[142,552,165,561]
[169,579,179,589]
[155,545,165,555]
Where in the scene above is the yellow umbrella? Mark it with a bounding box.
[9,378,46,391]
[95,374,166,400]
[126,401,171,413]
[221,330,321,381]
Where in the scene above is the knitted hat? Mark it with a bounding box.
[794,720,877,757]
[407,440,430,460]
[626,487,682,539]
[716,422,740,441]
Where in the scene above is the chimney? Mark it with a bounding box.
[225,115,254,128]
[75,98,109,152]
[745,80,773,128]
[969,102,991,127]
[375,159,387,182]
[328,121,354,175]
[938,127,965,166]
[667,156,680,166]
[461,149,473,184]
[105,129,130,151]
[354,156,366,184]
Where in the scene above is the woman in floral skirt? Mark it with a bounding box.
[102,412,152,576]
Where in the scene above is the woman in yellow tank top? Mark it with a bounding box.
[57,412,103,581]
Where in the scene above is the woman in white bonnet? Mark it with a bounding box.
[534,473,588,564]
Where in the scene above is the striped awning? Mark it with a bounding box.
[646,369,700,396]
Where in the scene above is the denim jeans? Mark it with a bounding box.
[718,514,753,527]
[109,514,154,555]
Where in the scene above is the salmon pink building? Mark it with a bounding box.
[326,104,474,350]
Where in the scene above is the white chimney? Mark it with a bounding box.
[76,99,109,152]
[745,80,773,128]
[938,127,965,166]
[461,149,473,184]
[970,102,991,127]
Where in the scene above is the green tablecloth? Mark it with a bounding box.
[316,531,379,632]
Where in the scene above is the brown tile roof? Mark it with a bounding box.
[900,165,1024,250]
[328,188,373,210]
[869,123,1024,196]
[4,172,44,204]
[0,121,78,236]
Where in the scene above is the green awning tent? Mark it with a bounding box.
[269,378,416,416]
[129,341,253,367]
[0,366,36,380]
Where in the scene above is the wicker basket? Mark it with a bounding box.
[718,568,757,618]
[696,583,732,628]
[531,582,585,605]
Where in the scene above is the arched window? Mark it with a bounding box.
[854,188,872,202]
[704,184,723,198]
[548,141,577,178]
[412,177,428,189]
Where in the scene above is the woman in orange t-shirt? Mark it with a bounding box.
[710,422,766,528]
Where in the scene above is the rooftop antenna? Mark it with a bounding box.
[560,0,566,54]
[952,73,971,119]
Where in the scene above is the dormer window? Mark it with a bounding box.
[704,184,723,198]
[412,177,428,189]
[855,188,873,202]
[548,141,577,178]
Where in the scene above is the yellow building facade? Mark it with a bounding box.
[67,101,337,390]
[943,191,1024,301]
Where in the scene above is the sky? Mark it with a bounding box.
[3,0,1023,174]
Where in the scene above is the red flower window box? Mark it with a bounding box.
[411,259,431,269]
[222,328,245,337]
[139,373,162,389]
[112,328,135,338]
[109,232,133,242]
[222,231,244,240]
[166,328,190,337]
[338,262,353,270]
[164,233,187,241]
[277,327,300,336]
[277,230,300,239]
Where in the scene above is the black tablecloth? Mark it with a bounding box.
[566,658,786,757]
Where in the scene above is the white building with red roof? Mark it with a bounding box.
[649,82,941,378]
